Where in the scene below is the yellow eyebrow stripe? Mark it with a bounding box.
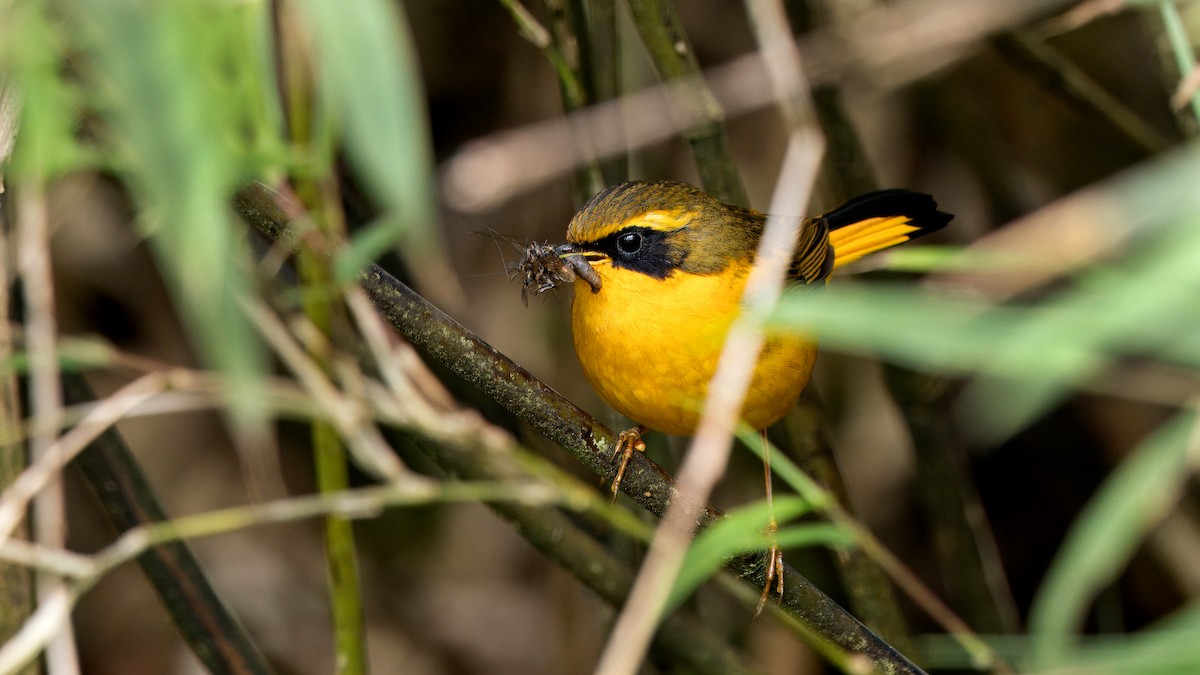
[582,209,700,241]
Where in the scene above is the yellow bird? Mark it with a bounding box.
[551,180,950,437]
[534,180,950,605]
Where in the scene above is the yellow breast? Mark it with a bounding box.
[570,261,817,436]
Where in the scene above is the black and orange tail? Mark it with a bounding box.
[822,189,952,269]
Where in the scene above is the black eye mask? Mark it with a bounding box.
[576,226,681,280]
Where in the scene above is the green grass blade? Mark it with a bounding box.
[73,0,276,426]
[1028,407,1200,668]
[2,1,87,179]
[1059,602,1200,674]
[290,0,440,282]
[769,141,1200,444]
[959,208,1200,441]
[769,217,1200,444]
[666,496,850,615]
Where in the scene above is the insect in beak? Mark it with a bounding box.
[516,241,602,306]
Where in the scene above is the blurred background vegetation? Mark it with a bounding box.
[2,0,1200,673]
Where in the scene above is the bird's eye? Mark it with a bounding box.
[617,232,642,255]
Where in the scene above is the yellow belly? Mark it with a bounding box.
[570,262,817,436]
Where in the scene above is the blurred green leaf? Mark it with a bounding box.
[2,338,117,374]
[770,143,1200,444]
[1028,407,1200,668]
[1,1,89,178]
[861,246,1036,274]
[916,634,1029,671]
[769,285,1083,380]
[959,205,1200,441]
[289,0,439,281]
[770,265,1198,445]
[922,603,1200,674]
[665,496,850,615]
[72,0,278,424]
[1055,602,1200,674]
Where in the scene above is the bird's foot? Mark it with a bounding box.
[754,518,784,618]
[609,426,646,503]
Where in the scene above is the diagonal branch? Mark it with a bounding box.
[234,181,924,674]
[65,374,272,675]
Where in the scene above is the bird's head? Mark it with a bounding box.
[554,181,762,289]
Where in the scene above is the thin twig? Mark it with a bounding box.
[1171,63,1200,112]
[1160,1,1200,130]
[392,432,764,675]
[0,84,18,194]
[240,296,410,484]
[0,80,34,662]
[442,0,1079,212]
[15,184,79,675]
[0,481,561,675]
[596,2,822,671]
[0,372,170,548]
[0,540,92,580]
[0,584,74,675]
[1032,0,1125,38]
[584,0,628,185]
[2,432,750,675]
[992,32,1170,154]
[541,0,607,200]
[0,368,342,450]
[796,0,984,648]
[625,0,747,204]
[297,215,369,675]
[499,0,587,108]
[498,0,604,200]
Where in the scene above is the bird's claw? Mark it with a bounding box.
[609,426,646,503]
[754,519,784,618]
